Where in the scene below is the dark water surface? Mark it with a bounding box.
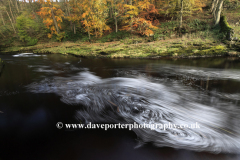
[0,53,240,160]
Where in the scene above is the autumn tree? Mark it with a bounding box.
[121,0,158,36]
[37,0,64,39]
[121,4,139,34]
[138,0,159,25]
[162,0,207,29]
[80,0,111,40]
[91,0,111,37]
[66,0,82,34]
[108,0,125,33]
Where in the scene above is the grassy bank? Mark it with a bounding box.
[1,36,240,58]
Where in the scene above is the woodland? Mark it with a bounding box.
[0,0,240,58]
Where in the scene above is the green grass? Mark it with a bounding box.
[1,38,236,58]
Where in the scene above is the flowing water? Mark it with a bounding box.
[0,53,240,160]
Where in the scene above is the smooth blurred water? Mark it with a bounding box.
[0,53,240,160]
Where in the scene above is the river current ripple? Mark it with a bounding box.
[27,70,240,154]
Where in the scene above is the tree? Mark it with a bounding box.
[80,0,111,40]
[16,12,38,45]
[109,0,124,33]
[67,0,82,34]
[0,12,5,26]
[0,5,16,34]
[211,0,224,26]
[37,0,64,38]
[121,4,139,34]
[120,0,158,36]
[163,0,207,29]
[138,0,159,25]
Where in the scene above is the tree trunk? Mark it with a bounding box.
[212,0,219,20]
[110,7,112,18]
[51,8,60,34]
[214,0,224,26]
[130,16,133,37]
[95,26,97,37]
[179,0,183,28]
[18,0,22,11]
[211,0,217,12]
[110,0,113,18]
[0,30,6,38]
[0,12,5,26]
[87,24,91,40]
[114,1,118,33]
[66,2,73,30]
[8,0,16,23]
[67,3,71,18]
[15,0,20,13]
[115,16,118,33]
[9,0,18,16]
[174,0,181,20]
[73,23,76,34]
[6,10,16,33]
[9,0,15,9]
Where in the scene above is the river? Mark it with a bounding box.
[0,53,240,160]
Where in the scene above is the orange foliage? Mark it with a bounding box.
[37,0,64,38]
[121,0,158,36]
[132,17,158,36]
[138,4,160,26]
[194,0,208,12]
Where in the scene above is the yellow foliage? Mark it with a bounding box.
[78,0,110,38]
[47,33,52,38]
[138,0,151,10]
[37,1,64,39]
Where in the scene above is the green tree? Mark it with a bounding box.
[16,12,39,45]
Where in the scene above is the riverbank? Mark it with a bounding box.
[1,37,240,58]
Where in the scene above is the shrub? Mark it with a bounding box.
[63,25,87,42]
[97,31,130,43]
[26,38,38,46]
[0,25,15,46]
[56,32,66,42]
[16,12,39,46]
